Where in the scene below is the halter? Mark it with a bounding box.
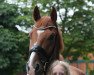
[26,25,58,75]
[33,25,57,30]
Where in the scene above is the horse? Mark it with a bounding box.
[26,6,64,75]
[26,6,85,75]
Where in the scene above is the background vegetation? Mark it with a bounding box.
[0,0,94,75]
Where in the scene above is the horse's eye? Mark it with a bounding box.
[48,34,55,41]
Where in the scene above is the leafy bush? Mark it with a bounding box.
[0,29,29,75]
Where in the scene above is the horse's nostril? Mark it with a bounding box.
[35,64,40,71]
[28,66,30,71]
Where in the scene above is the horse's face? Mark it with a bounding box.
[27,6,63,75]
[30,17,57,55]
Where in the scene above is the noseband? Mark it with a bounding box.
[27,25,58,75]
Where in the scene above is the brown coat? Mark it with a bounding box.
[69,65,85,75]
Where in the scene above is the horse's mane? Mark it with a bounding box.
[58,29,64,52]
[35,16,54,27]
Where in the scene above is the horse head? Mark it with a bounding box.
[27,6,64,75]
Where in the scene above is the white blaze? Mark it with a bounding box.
[28,52,37,67]
[28,30,44,68]
[37,30,44,37]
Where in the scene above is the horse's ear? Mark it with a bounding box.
[50,7,57,22]
[33,6,41,21]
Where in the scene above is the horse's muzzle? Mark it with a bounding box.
[27,45,49,75]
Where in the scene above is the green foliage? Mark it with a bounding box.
[0,1,32,28]
[16,7,32,27]
[59,0,94,58]
[0,1,29,75]
[0,0,4,3]
[0,2,19,28]
[0,28,29,75]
